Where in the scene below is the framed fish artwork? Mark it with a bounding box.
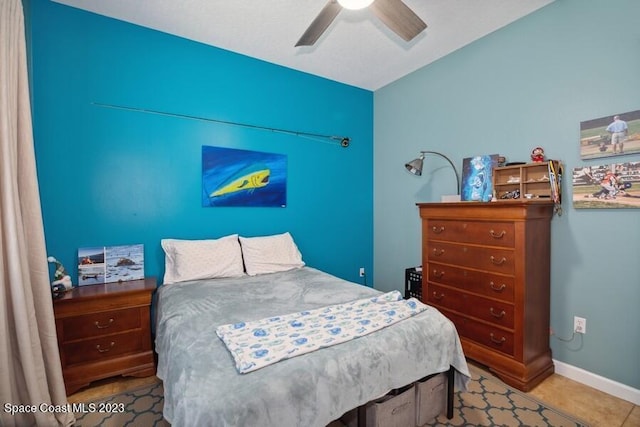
[202,146,287,207]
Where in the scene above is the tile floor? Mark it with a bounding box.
[68,363,640,426]
[527,371,639,427]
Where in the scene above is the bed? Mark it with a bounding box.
[154,233,470,427]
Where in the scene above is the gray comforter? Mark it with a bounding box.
[155,267,470,427]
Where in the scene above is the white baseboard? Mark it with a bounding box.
[553,359,640,405]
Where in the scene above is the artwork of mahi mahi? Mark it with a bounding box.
[210,163,270,198]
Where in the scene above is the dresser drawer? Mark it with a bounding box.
[427,285,514,328]
[463,294,514,328]
[426,284,461,312]
[60,307,142,342]
[465,321,515,357]
[62,330,145,365]
[427,241,515,274]
[426,220,515,247]
[439,309,514,357]
[427,264,514,302]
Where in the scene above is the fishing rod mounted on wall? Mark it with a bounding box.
[92,102,351,148]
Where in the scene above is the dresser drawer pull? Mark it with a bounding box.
[489,230,506,239]
[432,270,444,278]
[96,342,115,353]
[490,308,506,318]
[95,319,114,329]
[432,248,445,256]
[489,333,506,345]
[489,282,506,292]
[490,256,507,265]
[431,226,445,234]
[432,292,444,300]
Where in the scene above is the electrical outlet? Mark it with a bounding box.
[359,267,365,277]
[574,316,587,334]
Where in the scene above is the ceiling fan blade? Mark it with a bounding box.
[371,0,427,42]
[296,0,342,47]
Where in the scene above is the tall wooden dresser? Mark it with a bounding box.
[417,201,554,391]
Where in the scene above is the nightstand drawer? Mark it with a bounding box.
[60,307,142,341]
[62,330,145,365]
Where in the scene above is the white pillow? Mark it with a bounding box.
[239,232,305,276]
[161,234,245,284]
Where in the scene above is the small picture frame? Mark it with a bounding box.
[460,154,499,202]
[78,244,144,286]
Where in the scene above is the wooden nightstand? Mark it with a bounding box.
[53,277,157,395]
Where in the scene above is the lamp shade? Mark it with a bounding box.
[404,151,461,195]
[338,0,375,10]
[405,156,424,176]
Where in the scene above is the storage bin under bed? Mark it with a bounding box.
[338,372,447,427]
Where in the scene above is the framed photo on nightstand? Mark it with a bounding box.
[77,244,144,286]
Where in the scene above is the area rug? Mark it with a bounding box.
[425,366,590,427]
[73,381,168,427]
[74,369,589,427]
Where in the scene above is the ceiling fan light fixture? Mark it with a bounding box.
[337,0,375,10]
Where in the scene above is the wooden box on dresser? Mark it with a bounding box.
[53,277,157,395]
[417,201,554,391]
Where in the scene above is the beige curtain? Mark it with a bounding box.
[0,1,75,426]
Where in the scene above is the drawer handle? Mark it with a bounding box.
[490,256,507,265]
[489,282,506,292]
[489,230,506,239]
[96,342,115,353]
[432,292,444,300]
[95,318,114,329]
[432,248,445,256]
[432,270,444,278]
[432,226,445,234]
[391,402,411,415]
[490,308,506,318]
[489,333,506,345]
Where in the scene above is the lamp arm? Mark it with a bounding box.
[420,151,461,195]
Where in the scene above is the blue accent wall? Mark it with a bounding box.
[374,0,640,390]
[28,0,373,285]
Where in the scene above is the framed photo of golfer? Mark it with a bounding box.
[579,109,640,160]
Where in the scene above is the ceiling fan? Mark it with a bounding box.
[296,0,427,47]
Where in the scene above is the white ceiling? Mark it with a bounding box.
[52,0,555,91]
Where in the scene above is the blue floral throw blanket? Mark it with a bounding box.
[216,290,428,373]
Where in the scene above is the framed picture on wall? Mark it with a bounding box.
[202,146,287,207]
[579,109,640,160]
[572,161,640,209]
